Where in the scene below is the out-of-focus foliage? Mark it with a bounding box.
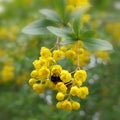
[0,0,120,120]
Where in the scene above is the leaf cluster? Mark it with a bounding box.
[22,0,113,51]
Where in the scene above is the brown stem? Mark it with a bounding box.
[76,41,80,70]
[50,37,60,51]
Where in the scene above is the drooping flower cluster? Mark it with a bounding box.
[67,0,90,11]
[65,40,91,68]
[106,22,120,45]
[1,61,14,83]
[95,50,109,63]
[29,40,89,111]
[27,0,112,111]
[67,0,91,23]
[0,26,19,41]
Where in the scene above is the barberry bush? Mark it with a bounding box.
[0,0,120,120]
[23,0,113,111]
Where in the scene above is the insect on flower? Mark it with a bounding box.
[50,75,62,84]
[50,75,72,89]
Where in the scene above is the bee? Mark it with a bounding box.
[50,75,72,89]
[50,75,62,84]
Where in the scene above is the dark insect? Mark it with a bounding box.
[50,75,72,89]
[50,75,62,84]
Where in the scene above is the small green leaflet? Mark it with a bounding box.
[80,30,95,39]
[83,38,113,51]
[39,9,61,23]
[72,5,91,36]
[22,19,54,35]
[47,26,74,39]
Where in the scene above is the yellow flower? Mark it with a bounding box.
[77,86,89,99]
[56,101,63,109]
[82,14,90,23]
[76,52,90,68]
[62,100,72,111]
[38,67,50,81]
[67,0,90,11]
[48,57,56,65]
[33,83,45,93]
[56,92,65,101]
[60,46,67,52]
[45,80,56,90]
[33,59,48,69]
[65,50,76,59]
[0,28,7,38]
[30,70,39,78]
[72,101,80,110]
[40,47,52,58]
[95,50,109,62]
[60,70,72,83]
[78,40,84,47]
[66,4,75,11]
[74,70,87,82]
[53,50,64,61]
[51,65,62,76]
[70,86,79,96]
[78,48,84,55]
[73,79,82,87]
[1,65,14,83]
[29,78,36,86]
[56,82,67,94]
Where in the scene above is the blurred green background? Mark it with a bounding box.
[0,0,120,120]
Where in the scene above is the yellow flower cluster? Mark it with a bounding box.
[29,42,89,111]
[67,0,90,11]
[95,50,109,62]
[65,40,91,68]
[106,22,120,45]
[1,64,14,83]
[55,69,88,111]
[66,0,91,23]
[0,26,19,41]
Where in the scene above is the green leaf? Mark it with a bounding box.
[39,9,61,22]
[72,5,91,37]
[52,0,67,23]
[83,38,113,51]
[22,19,54,35]
[81,30,95,38]
[54,0,66,15]
[47,26,74,38]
